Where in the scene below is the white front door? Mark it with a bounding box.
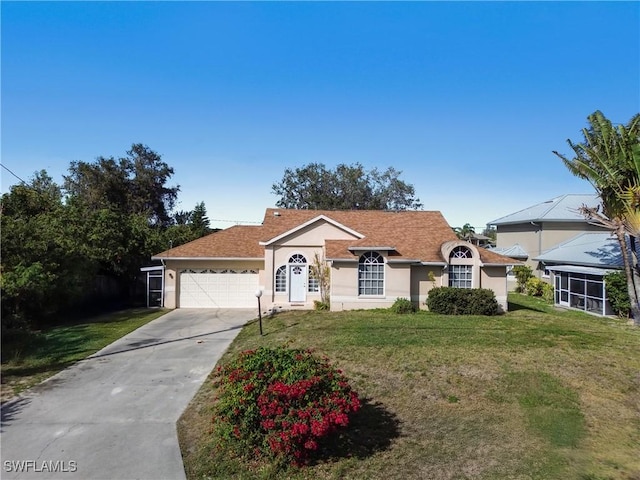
[289,265,307,302]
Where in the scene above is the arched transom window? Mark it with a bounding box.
[289,254,306,264]
[450,246,472,259]
[359,252,384,296]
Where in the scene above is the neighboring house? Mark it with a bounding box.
[465,232,494,248]
[152,208,517,312]
[534,232,628,316]
[487,194,607,279]
[488,194,627,316]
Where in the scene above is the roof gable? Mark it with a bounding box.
[260,214,364,246]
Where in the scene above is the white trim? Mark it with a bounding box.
[547,265,616,275]
[259,215,364,245]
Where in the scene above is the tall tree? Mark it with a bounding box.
[190,201,211,238]
[554,110,640,323]
[63,144,179,227]
[272,162,422,211]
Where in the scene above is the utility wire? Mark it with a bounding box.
[209,218,262,225]
[0,163,27,185]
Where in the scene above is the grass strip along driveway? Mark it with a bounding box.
[1,308,168,402]
[179,295,640,480]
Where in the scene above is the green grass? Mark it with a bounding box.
[178,294,640,480]
[1,308,168,401]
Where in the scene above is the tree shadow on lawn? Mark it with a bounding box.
[312,398,402,463]
[508,300,549,314]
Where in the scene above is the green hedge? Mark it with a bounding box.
[426,287,500,315]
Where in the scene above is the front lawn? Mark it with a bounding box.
[1,308,168,402]
[179,294,640,479]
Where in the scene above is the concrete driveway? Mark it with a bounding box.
[1,308,254,480]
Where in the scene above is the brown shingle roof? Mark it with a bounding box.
[153,225,264,258]
[153,208,517,265]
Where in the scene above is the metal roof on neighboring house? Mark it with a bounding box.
[487,244,529,259]
[487,194,600,225]
[533,232,625,269]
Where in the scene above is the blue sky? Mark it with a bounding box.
[2,1,639,231]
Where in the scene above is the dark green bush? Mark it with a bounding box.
[426,287,500,315]
[605,271,631,318]
[390,297,416,314]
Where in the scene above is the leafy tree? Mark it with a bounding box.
[1,172,96,329]
[272,162,422,210]
[2,145,187,330]
[554,111,640,323]
[63,143,179,227]
[512,265,533,293]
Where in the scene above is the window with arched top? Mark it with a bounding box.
[288,254,307,264]
[358,252,384,295]
[448,246,473,288]
[449,246,472,259]
[275,265,287,293]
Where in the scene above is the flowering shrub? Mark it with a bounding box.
[211,346,361,467]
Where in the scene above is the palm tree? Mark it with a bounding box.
[454,223,476,242]
[554,110,640,323]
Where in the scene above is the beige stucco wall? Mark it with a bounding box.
[162,259,263,309]
[411,266,445,309]
[496,222,607,279]
[329,258,413,311]
[275,221,357,246]
[480,266,509,311]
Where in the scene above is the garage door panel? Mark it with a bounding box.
[179,270,258,308]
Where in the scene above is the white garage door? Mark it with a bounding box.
[179,269,259,308]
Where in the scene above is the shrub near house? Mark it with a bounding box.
[427,287,500,315]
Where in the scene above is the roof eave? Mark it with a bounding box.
[151,256,264,261]
[347,246,396,251]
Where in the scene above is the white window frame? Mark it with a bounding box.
[448,264,473,289]
[358,252,385,296]
[275,265,287,293]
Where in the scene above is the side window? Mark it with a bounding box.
[275,265,287,293]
